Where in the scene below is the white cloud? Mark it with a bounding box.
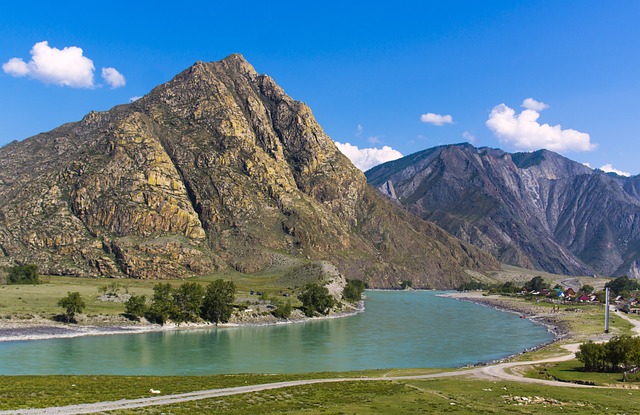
[521,98,549,111]
[599,163,631,177]
[129,96,142,103]
[335,141,403,171]
[462,131,477,144]
[486,102,596,152]
[355,124,364,137]
[2,57,29,76]
[102,67,126,88]
[582,162,592,169]
[2,41,125,90]
[367,136,381,144]
[420,112,453,126]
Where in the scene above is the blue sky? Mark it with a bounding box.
[1,1,639,175]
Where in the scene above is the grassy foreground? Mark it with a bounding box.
[1,373,639,414]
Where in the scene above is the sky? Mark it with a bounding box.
[1,1,639,175]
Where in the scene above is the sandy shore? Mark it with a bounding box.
[0,301,365,343]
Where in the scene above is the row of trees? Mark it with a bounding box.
[52,276,365,324]
[456,276,551,294]
[576,335,640,373]
[125,280,237,325]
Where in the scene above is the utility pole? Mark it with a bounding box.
[605,287,610,334]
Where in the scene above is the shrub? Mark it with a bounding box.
[272,300,293,319]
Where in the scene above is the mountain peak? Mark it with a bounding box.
[0,55,497,288]
[367,143,640,277]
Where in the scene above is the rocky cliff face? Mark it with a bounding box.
[0,55,498,288]
[367,143,640,277]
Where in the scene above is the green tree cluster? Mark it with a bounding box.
[605,276,640,297]
[57,292,86,323]
[577,335,640,373]
[135,280,237,326]
[524,276,549,292]
[299,283,335,317]
[7,264,40,285]
[343,279,366,302]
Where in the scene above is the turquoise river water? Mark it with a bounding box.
[0,291,553,375]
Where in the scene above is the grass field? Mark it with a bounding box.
[1,374,639,414]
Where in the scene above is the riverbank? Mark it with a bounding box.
[442,291,572,338]
[0,301,365,342]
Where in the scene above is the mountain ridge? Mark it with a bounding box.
[367,143,640,277]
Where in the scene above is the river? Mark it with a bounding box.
[0,291,553,375]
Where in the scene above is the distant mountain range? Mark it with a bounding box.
[367,143,640,277]
[0,55,498,289]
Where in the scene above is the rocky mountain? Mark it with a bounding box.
[367,143,640,277]
[0,55,498,289]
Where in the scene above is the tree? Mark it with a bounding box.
[57,292,85,323]
[581,284,595,295]
[343,279,366,302]
[524,276,549,292]
[201,279,236,325]
[124,295,147,321]
[173,282,204,324]
[576,341,606,372]
[145,283,177,325]
[400,280,413,290]
[7,264,40,284]
[299,283,335,317]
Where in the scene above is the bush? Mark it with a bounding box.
[7,264,40,285]
[57,292,85,323]
[272,300,293,319]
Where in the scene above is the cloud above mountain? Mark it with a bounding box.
[2,41,125,89]
[486,98,596,152]
[335,141,403,171]
[600,163,631,177]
